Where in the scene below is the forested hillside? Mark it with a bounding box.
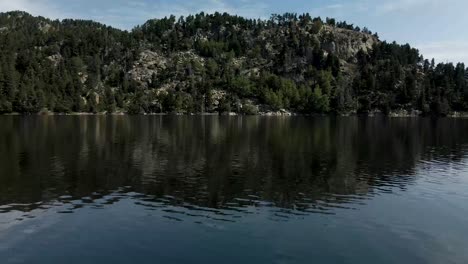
[0,11,467,115]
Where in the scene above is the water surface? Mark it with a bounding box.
[0,116,467,264]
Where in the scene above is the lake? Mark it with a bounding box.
[0,116,467,264]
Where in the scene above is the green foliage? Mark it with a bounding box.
[241,101,259,115]
[0,11,466,116]
[310,19,323,34]
[311,85,330,113]
[230,76,255,97]
[0,99,12,113]
[326,17,336,26]
[195,40,226,58]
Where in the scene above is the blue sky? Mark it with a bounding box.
[0,0,467,64]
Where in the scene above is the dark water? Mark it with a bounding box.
[0,116,468,264]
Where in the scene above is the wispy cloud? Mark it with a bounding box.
[416,41,468,64]
[309,1,369,21]
[0,0,269,29]
[377,0,440,14]
[87,0,269,29]
[0,0,62,18]
[325,4,345,10]
[0,0,466,64]
[146,0,269,19]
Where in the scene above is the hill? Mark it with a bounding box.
[0,11,466,115]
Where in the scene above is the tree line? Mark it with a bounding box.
[0,11,466,115]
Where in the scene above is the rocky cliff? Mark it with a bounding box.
[0,11,466,115]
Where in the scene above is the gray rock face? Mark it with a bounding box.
[128,50,206,87]
[321,25,377,60]
[38,22,52,33]
[128,50,167,85]
[210,90,227,107]
[322,41,336,54]
[47,54,63,67]
[389,109,422,117]
[120,21,383,114]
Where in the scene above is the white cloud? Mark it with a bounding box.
[146,0,269,19]
[377,0,440,14]
[325,4,344,10]
[309,1,369,20]
[1,0,467,66]
[0,0,63,19]
[88,0,269,29]
[416,41,468,65]
[0,0,269,29]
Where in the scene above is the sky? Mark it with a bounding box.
[0,0,467,64]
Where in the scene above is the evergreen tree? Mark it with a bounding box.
[0,11,465,115]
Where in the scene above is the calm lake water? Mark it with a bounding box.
[0,116,468,264]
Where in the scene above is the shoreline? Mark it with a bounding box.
[2,111,468,118]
